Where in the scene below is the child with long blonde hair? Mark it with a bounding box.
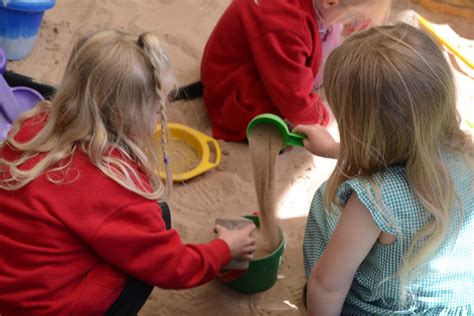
[295,23,474,315]
[200,0,391,141]
[0,30,256,316]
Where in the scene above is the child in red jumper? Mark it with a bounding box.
[0,30,256,316]
[201,0,391,141]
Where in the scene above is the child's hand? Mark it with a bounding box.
[293,124,339,159]
[215,223,257,261]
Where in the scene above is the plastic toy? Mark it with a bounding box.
[0,47,43,140]
[153,123,221,182]
[247,113,305,148]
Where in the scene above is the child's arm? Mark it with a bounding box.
[307,193,381,315]
[293,124,339,159]
[88,201,255,289]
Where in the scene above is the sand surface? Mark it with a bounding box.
[7,1,473,315]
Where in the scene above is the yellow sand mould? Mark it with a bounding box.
[154,123,221,182]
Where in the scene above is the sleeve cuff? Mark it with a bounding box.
[209,239,232,268]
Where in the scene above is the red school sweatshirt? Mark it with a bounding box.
[0,114,231,316]
[201,0,330,141]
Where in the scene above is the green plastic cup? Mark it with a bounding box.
[222,215,286,294]
[246,113,305,148]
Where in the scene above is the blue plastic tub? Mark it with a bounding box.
[0,0,56,60]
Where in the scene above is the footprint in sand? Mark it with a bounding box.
[68,0,96,22]
[162,33,200,61]
[87,5,115,29]
[192,182,223,209]
[127,14,146,34]
[172,286,213,309]
[200,0,221,10]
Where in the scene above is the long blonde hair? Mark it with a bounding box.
[0,30,173,200]
[323,23,473,300]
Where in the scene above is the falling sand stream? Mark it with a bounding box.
[248,123,284,258]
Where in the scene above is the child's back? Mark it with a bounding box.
[0,113,187,315]
[305,152,473,314]
[201,0,391,142]
[0,30,256,316]
[300,23,474,314]
[201,0,330,141]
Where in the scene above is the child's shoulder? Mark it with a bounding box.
[338,165,409,201]
[10,108,49,144]
[442,150,473,180]
[337,165,422,235]
[236,0,317,35]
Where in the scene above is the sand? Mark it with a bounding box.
[248,124,285,257]
[7,1,473,315]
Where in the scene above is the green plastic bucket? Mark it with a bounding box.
[221,215,285,294]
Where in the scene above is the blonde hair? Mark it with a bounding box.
[323,23,474,301]
[0,30,174,200]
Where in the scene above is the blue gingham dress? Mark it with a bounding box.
[303,153,474,315]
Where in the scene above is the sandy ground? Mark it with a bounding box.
[7,1,473,315]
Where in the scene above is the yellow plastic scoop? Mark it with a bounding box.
[154,123,221,182]
[417,14,473,69]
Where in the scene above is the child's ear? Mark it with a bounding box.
[321,0,340,9]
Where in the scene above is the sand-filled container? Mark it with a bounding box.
[219,215,285,294]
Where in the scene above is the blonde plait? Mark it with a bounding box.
[0,30,175,202]
[138,32,173,196]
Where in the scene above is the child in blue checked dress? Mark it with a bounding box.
[294,23,474,315]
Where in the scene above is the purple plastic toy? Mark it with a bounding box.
[0,47,5,74]
[0,47,43,141]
